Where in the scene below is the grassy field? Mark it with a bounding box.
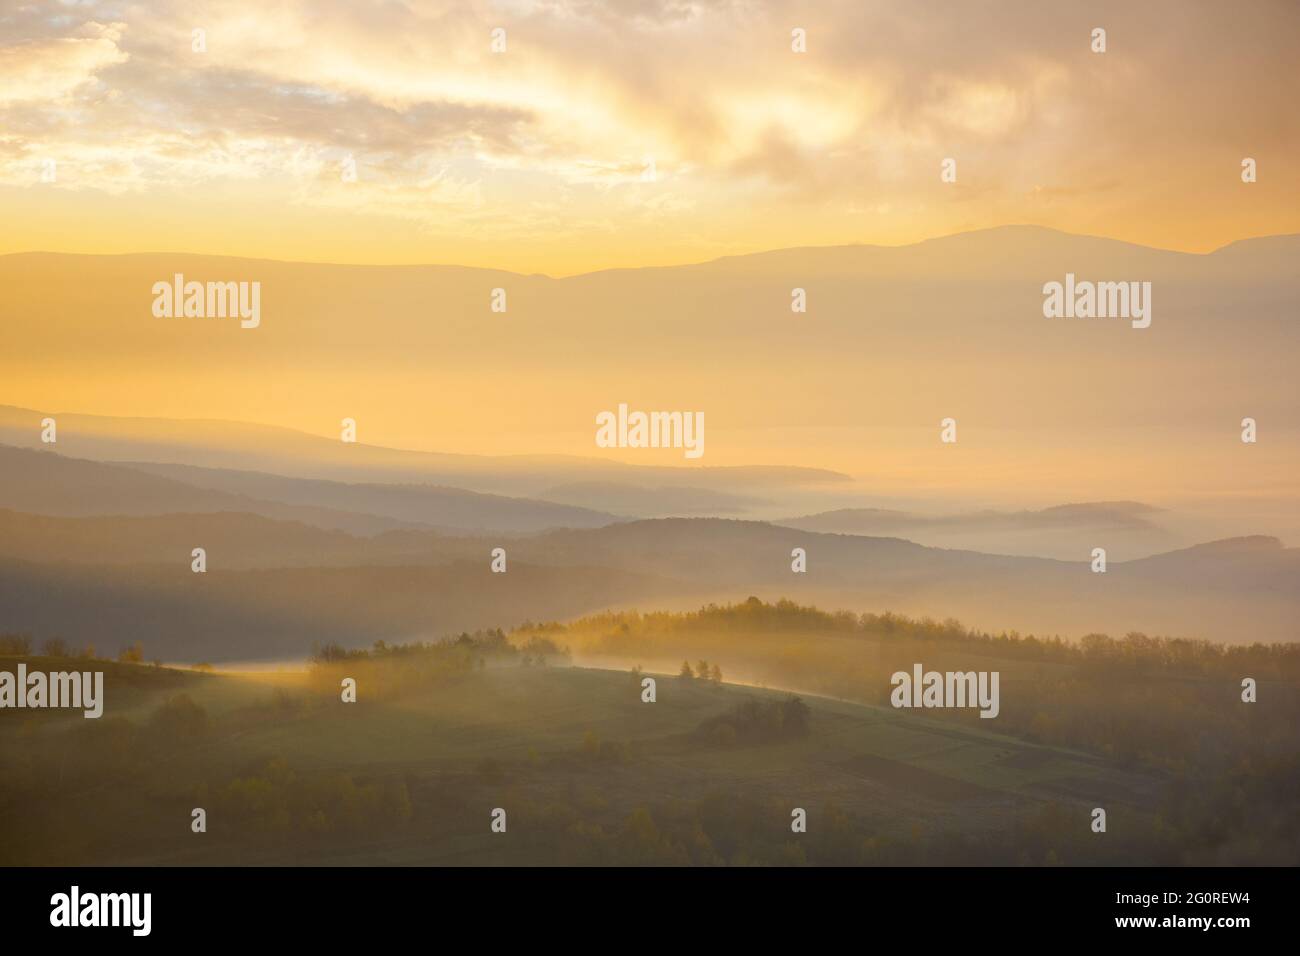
[0,657,1166,865]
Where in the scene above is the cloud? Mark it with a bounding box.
[0,21,127,105]
[0,0,1296,267]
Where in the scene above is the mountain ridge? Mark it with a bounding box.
[6,225,1299,279]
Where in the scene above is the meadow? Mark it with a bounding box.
[3,599,1295,866]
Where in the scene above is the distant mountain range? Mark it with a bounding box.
[775,501,1183,559]
[1,446,1294,656]
[1,226,1296,656]
[0,444,620,534]
[0,404,849,499]
[3,225,1297,475]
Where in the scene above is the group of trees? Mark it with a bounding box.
[517,635,568,666]
[679,660,723,684]
[305,629,572,700]
[474,791,1167,866]
[0,632,151,665]
[552,596,1300,679]
[580,730,630,765]
[311,629,570,668]
[209,756,412,844]
[697,697,811,746]
[0,633,92,658]
[0,633,32,655]
[532,597,1300,775]
[1,691,212,821]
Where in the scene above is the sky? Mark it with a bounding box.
[1,0,1297,530]
[2,0,1298,275]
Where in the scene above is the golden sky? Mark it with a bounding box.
[1,0,1297,274]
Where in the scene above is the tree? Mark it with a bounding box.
[679,661,694,679]
[148,694,209,744]
[782,696,811,736]
[0,633,32,655]
[118,641,144,664]
[709,663,723,685]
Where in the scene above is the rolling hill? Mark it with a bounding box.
[1,503,1295,657]
[0,443,622,534]
[0,660,1171,866]
[776,501,1183,560]
[0,403,849,499]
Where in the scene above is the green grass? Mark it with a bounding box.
[1,660,1164,865]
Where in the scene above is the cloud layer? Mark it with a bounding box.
[1,0,1297,271]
